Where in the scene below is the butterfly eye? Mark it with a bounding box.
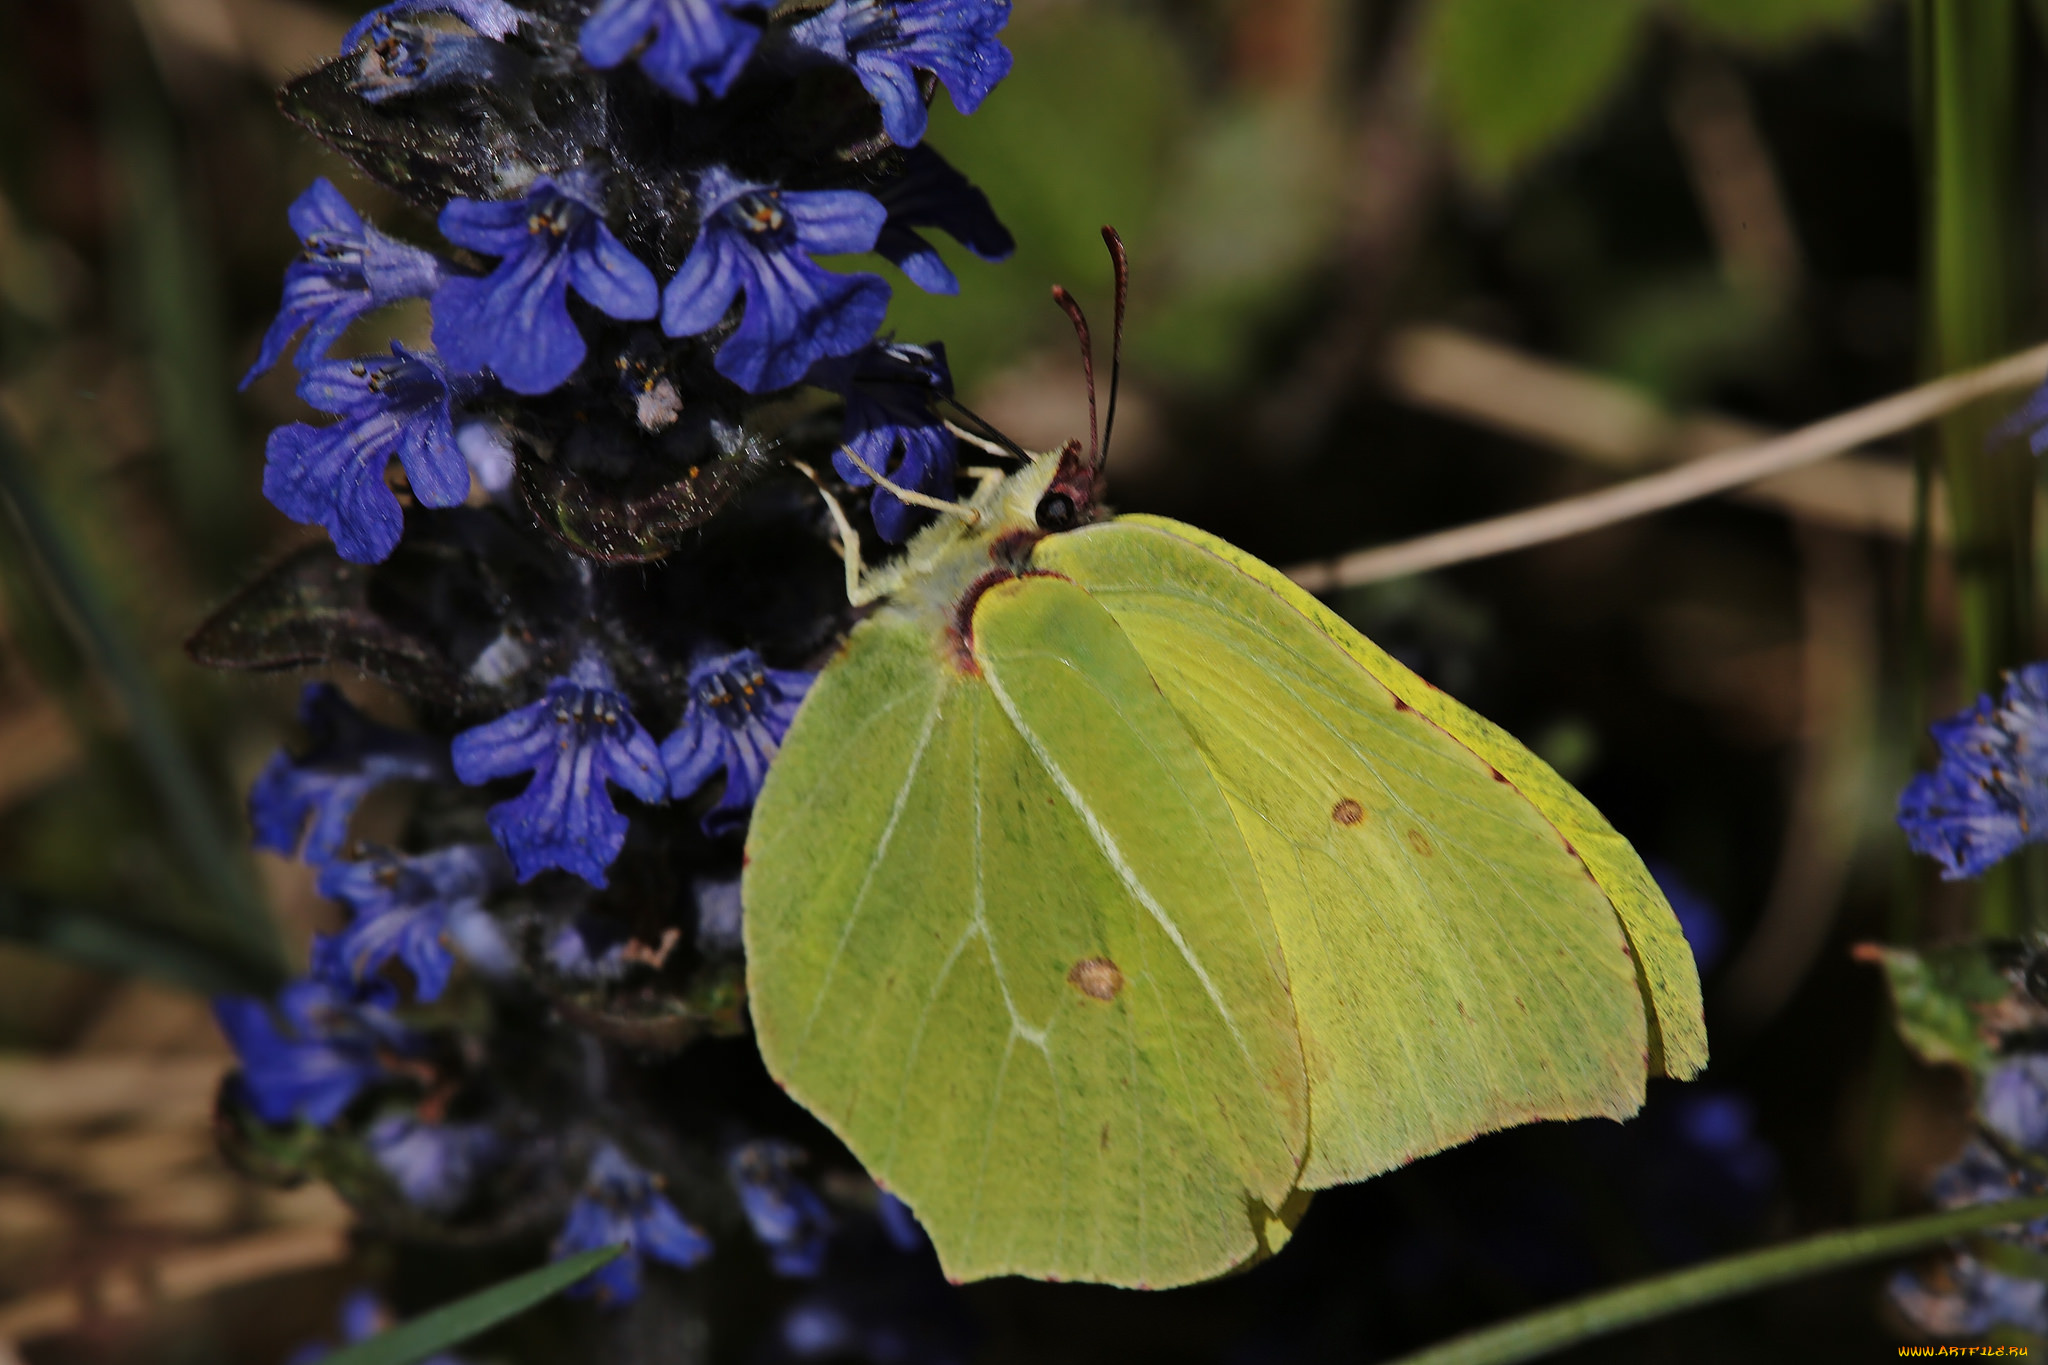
[1036,491,1077,532]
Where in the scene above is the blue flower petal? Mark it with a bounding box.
[663,168,889,392]
[262,344,467,564]
[792,0,1013,147]
[248,683,445,865]
[433,173,659,394]
[661,651,813,834]
[341,0,527,51]
[452,655,666,886]
[580,0,762,103]
[1899,661,2048,879]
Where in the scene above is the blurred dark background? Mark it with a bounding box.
[0,0,2021,1359]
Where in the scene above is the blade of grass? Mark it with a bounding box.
[1919,0,2035,934]
[0,415,282,982]
[92,0,249,578]
[1380,1195,2048,1365]
[322,1247,625,1365]
[0,883,273,996]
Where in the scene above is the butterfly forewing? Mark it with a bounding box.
[1040,521,1681,1189]
[745,583,1308,1289]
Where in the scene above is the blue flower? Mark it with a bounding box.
[1891,1255,2048,1338]
[1898,662,2048,879]
[214,943,413,1127]
[791,0,1012,148]
[661,650,813,835]
[544,914,636,980]
[813,340,956,542]
[320,844,510,1002]
[730,1139,834,1277]
[287,1289,469,1365]
[349,16,507,103]
[452,654,666,886]
[873,145,1013,295]
[367,1113,499,1213]
[876,1191,924,1252]
[263,343,471,565]
[580,0,762,103]
[662,165,889,393]
[242,179,443,387]
[341,0,527,51]
[249,683,446,867]
[432,169,660,395]
[554,1142,713,1304]
[1986,1056,2048,1153]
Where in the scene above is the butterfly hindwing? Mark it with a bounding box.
[745,580,1308,1289]
[1039,519,1701,1188]
[1101,514,1709,1085]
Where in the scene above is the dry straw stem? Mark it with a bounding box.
[1285,338,2048,591]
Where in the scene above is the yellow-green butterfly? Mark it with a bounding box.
[743,234,1706,1291]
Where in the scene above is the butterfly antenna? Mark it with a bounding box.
[1100,226,1127,469]
[1052,283,1098,467]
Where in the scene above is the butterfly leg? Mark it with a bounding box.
[945,421,1017,461]
[790,460,885,608]
[837,446,980,526]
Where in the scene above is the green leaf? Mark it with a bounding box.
[1382,1195,2048,1365]
[1855,941,2011,1075]
[1669,0,1879,48]
[1424,0,1649,181]
[321,1246,623,1365]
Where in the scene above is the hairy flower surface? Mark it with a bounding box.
[215,941,413,1126]
[250,683,446,866]
[730,1140,834,1277]
[453,655,666,885]
[1899,662,2048,879]
[556,1143,713,1303]
[874,145,1014,295]
[264,343,470,564]
[433,170,660,395]
[580,0,761,102]
[368,1114,500,1213]
[817,339,957,542]
[663,166,888,392]
[243,179,443,387]
[662,650,813,834]
[321,844,509,1001]
[791,0,1012,148]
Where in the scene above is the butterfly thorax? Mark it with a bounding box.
[858,440,1102,671]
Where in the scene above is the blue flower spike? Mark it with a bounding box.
[874,144,1014,295]
[662,165,889,392]
[432,168,660,395]
[814,339,957,542]
[729,1139,834,1277]
[554,1142,713,1304]
[368,1114,500,1214]
[243,179,444,387]
[320,844,510,1002]
[792,0,1013,148]
[214,944,415,1127]
[580,0,762,103]
[1898,662,2048,879]
[452,653,667,886]
[661,650,814,835]
[249,683,446,867]
[263,342,472,564]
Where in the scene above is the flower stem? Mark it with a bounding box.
[1381,1196,2048,1365]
